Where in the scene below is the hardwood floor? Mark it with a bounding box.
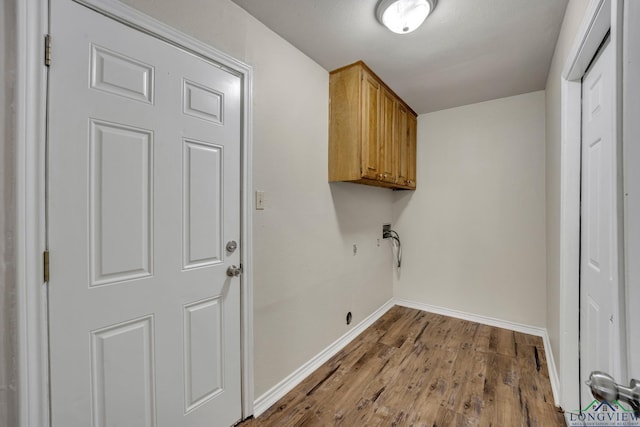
[240,306,565,427]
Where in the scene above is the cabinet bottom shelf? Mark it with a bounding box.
[329,178,416,191]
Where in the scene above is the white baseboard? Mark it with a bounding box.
[541,331,561,407]
[252,298,395,417]
[393,298,561,406]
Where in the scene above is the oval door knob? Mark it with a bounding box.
[226,265,242,277]
[226,240,238,253]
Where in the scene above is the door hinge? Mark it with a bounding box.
[44,34,52,67]
[43,250,50,282]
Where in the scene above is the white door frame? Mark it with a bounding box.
[622,0,640,381]
[15,1,255,425]
[559,0,626,412]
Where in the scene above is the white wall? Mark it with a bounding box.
[120,0,394,398]
[544,0,589,389]
[0,0,18,424]
[393,91,547,327]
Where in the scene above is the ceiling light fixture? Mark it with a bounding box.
[376,0,436,34]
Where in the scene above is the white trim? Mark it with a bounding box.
[252,299,396,417]
[558,76,581,412]
[394,298,549,339]
[611,0,627,388]
[558,0,621,412]
[622,0,640,381]
[563,0,609,80]
[543,332,561,408]
[556,0,632,411]
[239,47,255,421]
[16,0,49,426]
[394,298,560,406]
[18,0,255,423]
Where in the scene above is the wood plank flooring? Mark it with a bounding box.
[240,306,565,427]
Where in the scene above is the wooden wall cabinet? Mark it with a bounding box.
[329,61,417,190]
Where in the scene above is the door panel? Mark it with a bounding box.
[91,316,156,427]
[183,297,223,412]
[396,104,409,186]
[361,71,380,180]
[90,120,153,286]
[48,1,242,426]
[90,44,154,103]
[580,40,620,406]
[407,114,417,188]
[183,80,224,124]
[182,140,223,269]
[380,88,396,183]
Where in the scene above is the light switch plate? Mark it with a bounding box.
[255,191,265,210]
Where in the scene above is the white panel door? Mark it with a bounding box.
[48,1,242,426]
[580,40,622,406]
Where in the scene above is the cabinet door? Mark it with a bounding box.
[396,104,409,186]
[361,71,380,180]
[380,88,396,183]
[407,113,417,188]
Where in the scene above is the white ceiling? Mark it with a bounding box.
[230,0,568,114]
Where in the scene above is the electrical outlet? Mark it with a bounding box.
[382,223,391,238]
